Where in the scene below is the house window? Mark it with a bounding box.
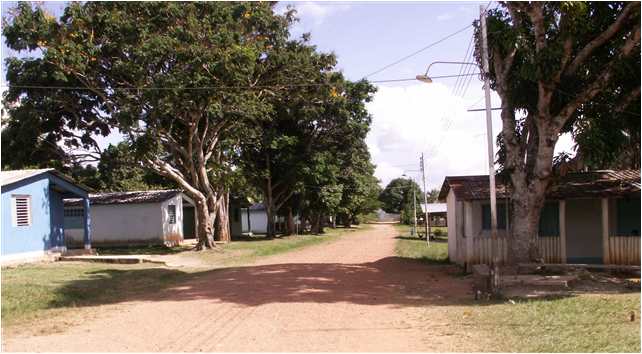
[64,208,84,217]
[538,202,559,237]
[617,198,640,236]
[12,195,31,227]
[168,205,176,224]
[482,203,508,230]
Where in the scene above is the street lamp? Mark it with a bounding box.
[417,8,500,292]
[415,61,477,84]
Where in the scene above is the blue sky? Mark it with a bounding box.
[1,1,575,189]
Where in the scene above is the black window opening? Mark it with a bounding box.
[482,203,508,230]
[233,207,240,222]
[64,208,84,217]
[168,204,176,224]
[617,198,641,236]
[538,202,559,237]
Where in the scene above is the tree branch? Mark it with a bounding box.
[565,2,639,76]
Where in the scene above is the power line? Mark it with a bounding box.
[1,73,480,92]
[363,24,473,79]
[452,34,475,97]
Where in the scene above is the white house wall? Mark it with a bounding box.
[446,189,457,262]
[161,195,184,245]
[66,203,165,246]
[241,208,268,234]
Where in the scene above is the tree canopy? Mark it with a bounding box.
[2,2,381,241]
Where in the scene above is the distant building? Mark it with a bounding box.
[420,203,447,227]
[1,169,91,264]
[375,209,400,223]
[439,170,640,267]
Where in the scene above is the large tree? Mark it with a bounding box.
[477,2,640,263]
[3,2,293,248]
[237,36,377,237]
[379,177,423,221]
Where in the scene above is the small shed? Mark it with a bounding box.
[1,169,92,264]
[65,190,194,247]
[421,203,448,227]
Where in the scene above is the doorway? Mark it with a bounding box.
[565,199,603,264]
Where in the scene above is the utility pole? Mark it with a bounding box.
[412,182,417,237]
[480,4,500,293]
[420,153,430,244]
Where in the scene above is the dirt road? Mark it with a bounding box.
[3,224,478,352]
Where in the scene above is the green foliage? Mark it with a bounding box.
[478,2,640,172]
[379,178,423,214]
[94,143,176,192]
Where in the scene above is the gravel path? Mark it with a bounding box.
[2,224,478,352]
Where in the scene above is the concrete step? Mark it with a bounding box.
[62,248,97,256]
[501,274,578,288]
[59,255,167,265]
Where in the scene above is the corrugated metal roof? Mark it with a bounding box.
[1,168,92,193]
[1,168,54,186]
[421,203,447,214]
[439,170,640,201]
[65,189,182,206]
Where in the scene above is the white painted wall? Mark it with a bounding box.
[446,189,457,262]
[241,208,268,234]
[161,194,184,243]
[66,203,165,246]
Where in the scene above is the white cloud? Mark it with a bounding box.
[437,13,454,22]
[276,2,351,37]
[366,82,576,191]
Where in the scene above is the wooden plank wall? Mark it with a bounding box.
[537,237,562,263]
[472,236,508,264]
[469,236,562,265]
[608,236,641,265]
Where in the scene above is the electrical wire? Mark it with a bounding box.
[451,34,475,97]
[363,24,473,79]
[1,73,481,91]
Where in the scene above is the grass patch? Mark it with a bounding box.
[462,293,641,352]
[1,262,190,328]
[394,224,448,264]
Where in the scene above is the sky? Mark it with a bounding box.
[1,1,575,191]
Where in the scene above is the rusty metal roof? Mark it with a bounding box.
[65,189,182,206]
[438,170,640,201]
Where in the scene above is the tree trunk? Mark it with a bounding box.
[214,192,231,243]
[285,207,295,236]
[310,213,320,234]
[194,197,215,249]
[265,153,276,239]
[318,214,326,234]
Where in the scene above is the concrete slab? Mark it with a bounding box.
[59,255,167,265]
[502,274,578,288]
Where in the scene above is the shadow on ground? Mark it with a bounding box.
[42,251,640,312]
[46,256,476,310]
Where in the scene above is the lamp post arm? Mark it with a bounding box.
[423,61,478,76]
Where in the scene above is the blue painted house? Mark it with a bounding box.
[1,169,92,264]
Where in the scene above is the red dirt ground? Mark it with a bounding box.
[2,224,481,352]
